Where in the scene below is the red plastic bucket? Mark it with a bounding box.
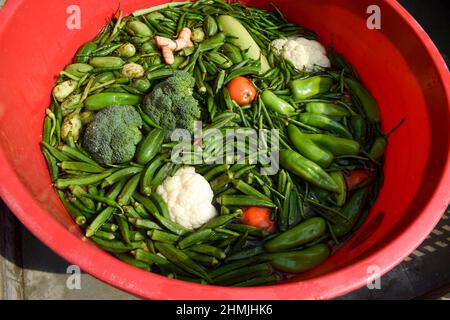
[0,0,449,299]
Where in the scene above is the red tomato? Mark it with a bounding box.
[242,207,273,231]
[345,170,370,190]
[226,76,257,106]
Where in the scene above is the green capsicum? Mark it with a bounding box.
[290,76,334,101]
[265,217,326,252]
[287,124,334,168]
[264,243,330,273]
[279,149,339,192]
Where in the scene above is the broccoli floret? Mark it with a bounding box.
[83,105,143,165]
[142,71,201,140]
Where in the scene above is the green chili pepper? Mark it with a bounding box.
[330,171,347,207]
[303,134,360,156]
[75,42,98,63]
[290,76,334,101]
[265,217,326,252]
[135,129,164,165]
[287,124,334,168]
[264,243,330,273]
[64,63,94,78]
[204,15,218,37]
[298,113,352,138]
[206,52,233,69]
[279,149,339,192]
[369,137,387,160]
[89,56,125,68]
[222,43,243,64]
[84,92,142,111]
[305,102,351,117]
[261,90,295,115]
[331,187,369,238]
[127,20,153,37]
[199,32,226,51]
[345,77,380,123]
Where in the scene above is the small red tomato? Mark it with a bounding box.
[345,169,370,190]
[227,76,257,106]
[242,207,274,231]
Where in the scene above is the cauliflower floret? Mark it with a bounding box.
[157,167,217,230]
[271,37,330,72]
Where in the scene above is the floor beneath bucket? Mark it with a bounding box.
[0,0,449,300]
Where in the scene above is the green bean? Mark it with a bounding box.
[140,154,168,195]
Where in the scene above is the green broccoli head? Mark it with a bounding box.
[142,71,201,140]
[83,105,143,165]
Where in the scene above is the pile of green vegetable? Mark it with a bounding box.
[41,0,400,286]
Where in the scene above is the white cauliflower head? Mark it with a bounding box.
[156,167,217,230]
[271,37,330,72]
